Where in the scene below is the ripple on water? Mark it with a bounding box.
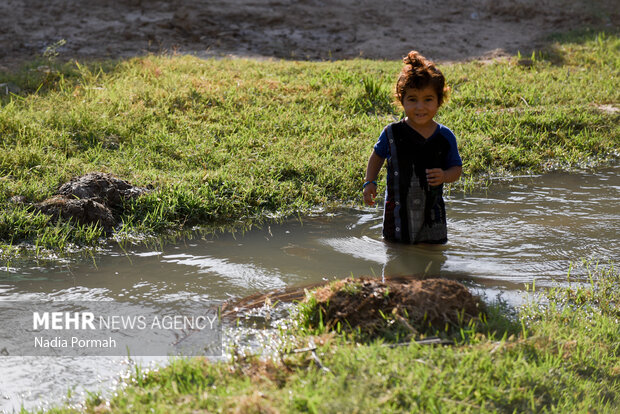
[320,236,388,264]
[161,254,288,292]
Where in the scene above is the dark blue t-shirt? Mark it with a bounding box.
[374,122,462,169]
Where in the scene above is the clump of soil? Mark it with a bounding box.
[305,277,484,339]
[57,172,149,210]
[36,195,117,232]
[35,172,150,233]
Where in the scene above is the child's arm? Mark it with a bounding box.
[363,151,385,206]
[426,165,462,186]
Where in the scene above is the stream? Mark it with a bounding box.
[0,166,618,412]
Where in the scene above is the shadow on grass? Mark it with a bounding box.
[536,27,620,66]
[0,57,121,102]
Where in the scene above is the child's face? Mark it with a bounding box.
[402,86,439,129]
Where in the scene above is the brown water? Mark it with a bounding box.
[0,166,618,412]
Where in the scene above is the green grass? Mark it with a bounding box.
[32,261,619,413]
[1,31,618,256]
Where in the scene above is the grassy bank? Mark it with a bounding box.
[1,31,619,256]
[35,261,619,413]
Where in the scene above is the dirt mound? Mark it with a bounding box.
[36,195,117,232]
[35,172,150,233]
[57,172,149,210]
[306,277,484,339]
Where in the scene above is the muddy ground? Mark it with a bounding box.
[1,0,617,69]
[308,277,483,338]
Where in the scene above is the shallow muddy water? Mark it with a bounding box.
[0,166,618,412]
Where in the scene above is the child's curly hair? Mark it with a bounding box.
[395,51,449,106]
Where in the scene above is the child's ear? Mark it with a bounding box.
[442,85,451,105]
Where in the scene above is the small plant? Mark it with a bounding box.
[42,39,67,63]
[340,280,362,296]
[382,286,390,298]
[349,76,395,114]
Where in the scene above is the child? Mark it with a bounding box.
[363,51,462,244]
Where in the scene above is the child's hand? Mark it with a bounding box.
[363,183,377,206]
[426,168,445,186]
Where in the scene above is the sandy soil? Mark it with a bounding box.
[1,0,617,69]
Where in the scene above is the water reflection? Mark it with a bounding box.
[382,242,447,279]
